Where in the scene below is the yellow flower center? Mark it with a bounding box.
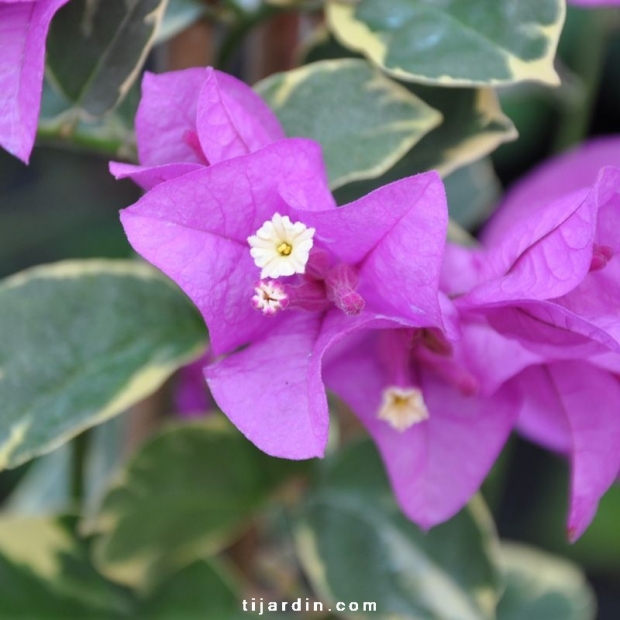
[277,242,293,256]
[248,213,315,279]
[378,387,429,432]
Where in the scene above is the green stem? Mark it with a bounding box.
[71,431,90,510]
[553,9,613,152]
[37,128,134,160]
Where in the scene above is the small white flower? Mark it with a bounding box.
[377,386,429,432]
[251,280,289,316]
[248,213,315,279]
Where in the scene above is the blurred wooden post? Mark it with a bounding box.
[167,18,215,70]
[124,390,171,455]
[249,11,300,82]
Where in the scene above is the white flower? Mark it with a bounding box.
[251,280,289,316]
[377,386,429,432]
[248,213,315,279]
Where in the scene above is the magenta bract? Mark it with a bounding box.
[515,362,620,540]
[569,0,620,6]
[459,164,620,358]
[120,135,448,460]
[174,350,214,417]
[324,312,537,528]
[117,67,451,464]
[0,0,69,163]
[110,67,284,188]
[446,137,620,539]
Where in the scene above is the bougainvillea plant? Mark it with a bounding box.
[0,0,619,618]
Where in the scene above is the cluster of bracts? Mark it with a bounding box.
[115,69,620,541]
[1,0,619,541]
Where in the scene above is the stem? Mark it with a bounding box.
[37,127,133,160]
[553,8,613,152]
[71,431,90,509]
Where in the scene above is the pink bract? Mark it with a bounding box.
[460,163,620,358]
[120,136,449,461]
[174,351,214,417]
[117,67,522,530]
[109,67,285,189]
[324,312,537,528]
[446,137,620,539]
[0,0,69,162]
[569,0,620,6]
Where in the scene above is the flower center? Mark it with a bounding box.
[377,386,429,432]
[277,242,293,256]
[248,213,315,279]
[251,280,289,316]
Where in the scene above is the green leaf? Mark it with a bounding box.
[492,84,562,177]
[6,416,129,521]
[0,516,132,618]
[46,0,168,117]
[92,418,308,588]
[4,446,72,517]
[84,415,131,526]
[0,516,249,619]
[326,0,564,87]
[137,560,242,618]
[497,543,596,620]
[256,59,442,189]
[0,259,206,470]
[139,556,301,619]
[335,85,516,204]
[155,0,207,44]
[296,440,502,620]
[2,443,73,517]
[516,461,620,575]
[444,158,502,231]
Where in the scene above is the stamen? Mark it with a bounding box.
[248,213,315,279]
[378,386,429,432]
[277,242,293,256]
[251,280,289,316]
[416,347,479,397]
